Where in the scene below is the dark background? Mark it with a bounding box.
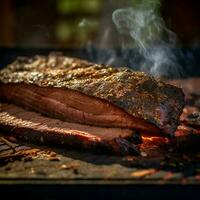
[0,0,200,47]
[0,0,199,77]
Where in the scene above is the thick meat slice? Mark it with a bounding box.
[0,54,185,136]
[0,103,139,155]
[0,83,159,134]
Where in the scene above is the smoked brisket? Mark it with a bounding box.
[0,54,185,136]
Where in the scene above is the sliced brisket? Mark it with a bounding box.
[0,103,139,155]
[0,54,185,136]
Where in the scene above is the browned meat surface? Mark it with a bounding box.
[0,103,140,155]
[0,54,184,136]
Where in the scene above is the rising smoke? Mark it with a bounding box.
[112,3,183,78]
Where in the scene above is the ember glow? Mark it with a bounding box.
[142,136,169,144]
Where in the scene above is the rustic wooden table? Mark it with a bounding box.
[0,135,200,199]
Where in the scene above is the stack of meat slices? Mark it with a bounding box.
[0,54,185,155]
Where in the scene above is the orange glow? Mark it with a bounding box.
[142,136,169,144]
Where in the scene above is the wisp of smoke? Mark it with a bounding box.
[112,5,183,78]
